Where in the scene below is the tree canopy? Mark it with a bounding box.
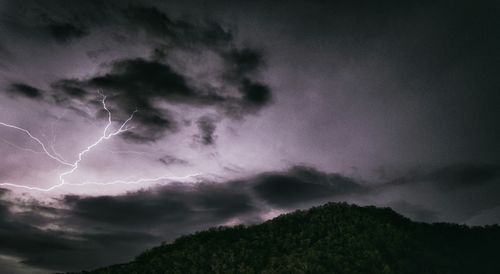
[76,202,500,274]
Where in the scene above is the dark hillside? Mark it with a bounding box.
[77,202,500,274]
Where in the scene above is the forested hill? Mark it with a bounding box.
[77,202,500,274]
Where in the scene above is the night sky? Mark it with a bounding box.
[1,0,500,273]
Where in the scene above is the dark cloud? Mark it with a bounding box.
[0,198,159,271]
[7,83,44,99]
[47,22,88,43]
[72,57,196,141]
[63,181,256,229]
[253,166,365,208]
[72,49,269,141]
[239,78,272,108]
[63,191,191,227]
[194,115,218,146]
[5,3,273,143]
[0,1,272,144]
[88,58,194,100]
[158,155,189,166]
[45,48,271,142]
[121,107,177,143]
[223,47,264,80]
[81,58,207,140]
[221,47,272,111]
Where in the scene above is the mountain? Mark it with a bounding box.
[75,202,500,274]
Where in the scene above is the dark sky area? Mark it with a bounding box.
[0,0,499,273]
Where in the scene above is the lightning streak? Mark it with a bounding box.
[0,92,201,192]
[0,122,73,167]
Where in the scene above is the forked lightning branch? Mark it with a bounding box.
[0,92,200,191]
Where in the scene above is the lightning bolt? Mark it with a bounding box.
[0,92,201,192]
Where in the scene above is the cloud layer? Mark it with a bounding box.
[2,2,272,144]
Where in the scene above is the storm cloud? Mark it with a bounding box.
[194,115,218,145]
[2,1,272,143]
[7,83,44,99]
